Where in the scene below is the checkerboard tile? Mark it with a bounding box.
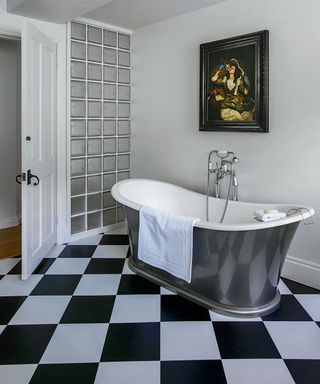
[0,232,319,383]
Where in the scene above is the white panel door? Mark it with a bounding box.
[21,22,57,279]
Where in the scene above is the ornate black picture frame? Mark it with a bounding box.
[200,30,269,132]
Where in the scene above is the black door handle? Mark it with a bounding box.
[27,170,40,186]
[15,173,25,184]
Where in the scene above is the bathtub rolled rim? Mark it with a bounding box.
[111,178,315,232]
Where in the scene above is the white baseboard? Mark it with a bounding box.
[282,255,320,290]
[69,222,126,243]
[0,216,21,230]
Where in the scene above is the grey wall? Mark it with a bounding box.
[131,0,320,265]
[0,38,21,227]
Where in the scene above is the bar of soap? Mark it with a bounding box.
[264,209,278,214]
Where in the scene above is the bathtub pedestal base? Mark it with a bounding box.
[128,256,281,318]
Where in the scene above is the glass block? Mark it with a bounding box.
[88,25,102,44]
[104,30,116,47]
[117,171,130,181]
[71,177,86,196]
[71,139,86,157]
[87,211,102,230]
[71,81,86,98]
[104,65,117,82]
[71,196,85,215]
[88,101,102,117]
[103,156,116,172]
[71,158,85,176]
[71,61,86,79]
[88,44,102,62]
[118,137,130,153]
[103,102,116,118]
[87,157,102,174]
[118,33,130,50]
[88,120,102,136]
[71,215,86,234]
[118,85,130,101]
[71,120,86,137]
[118,50,130,67]
[71,22,86,41]
[118,68,130,84]
[87,193,101,212]
[103,138,116,154]
[118,154,130,170]
[88,138,102,155]
[71,100,86,117]
[118,103,130,118]
[103,48,117,65]
[71,41,86,60]
[87,175,101,193]
[88,63,102,81]
[103,173,116,190]
[117,206,125,222]
[103,208,116,226]
[87,82,102,99]
[103,84,116,100]
[118,120,130,135]
[103,191,116,208]
[103,120,116,136]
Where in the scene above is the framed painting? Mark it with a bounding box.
[200,30,269,132]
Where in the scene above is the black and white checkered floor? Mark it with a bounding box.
[0,230,320,384]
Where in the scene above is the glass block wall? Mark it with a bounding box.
[70,21,131,235]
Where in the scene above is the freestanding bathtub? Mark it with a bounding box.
[111,179,314,317]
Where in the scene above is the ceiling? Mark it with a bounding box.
[6,0,226,29]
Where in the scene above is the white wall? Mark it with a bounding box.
[0,1,68,242]
[131,0,320,282]
[0,38,20,228]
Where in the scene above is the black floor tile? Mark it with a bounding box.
[285,360,320,384]
[7,261,21,274]
[262,295,313,321]
[60,296,115,324]
[101,322,160,361]
[84,259,125,274]
[126,247,131,258]
[58,245,97,258]
[30,363,98,384]
[31,275,81,295]
[161,295,210,321]
[213,322,281,359]
[282,278,320,294]
[99,235,129,245]
[0,324,56,364]
[0,275,3,280]
[317,322,320,329]
[0,296,27,325]
[161,360,227,384]
[32,258,55,274]
[117,275,160,295]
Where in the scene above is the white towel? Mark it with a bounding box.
[138,206,200,283]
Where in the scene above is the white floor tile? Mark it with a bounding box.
[0,325,5,335]
[92,245,128,259]
[0,365,37,384]
[0,258,20,274]
[265,321,320,359]
[295,294,320,321]
[69,235,103,245]
[122,259,135,275]
[278,280,292,294]
[160,287,176,295]
[223,359,295,384]
[74,275,121,296]
[9,296,71,325]
[41,323,108,363]
[95,362,160,384]
[111,295,160,323]
[209,311,261,322]
[46,258,90,275]
[46,245,66,258]
[0,275,42,296]
[161,321,220,360]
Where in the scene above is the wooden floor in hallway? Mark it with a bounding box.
[0,225,21,260]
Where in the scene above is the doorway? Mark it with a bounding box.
[0,36,21,260]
